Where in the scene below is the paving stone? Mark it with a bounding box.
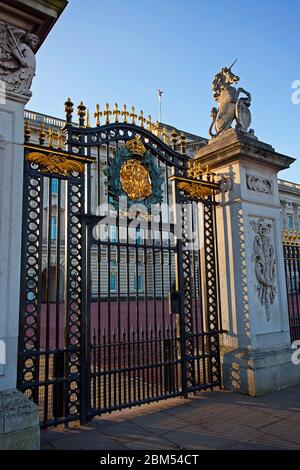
[249,433,299,450]
[40,384,300,450]
[50,430,126,450]
[162,426,245,450]
[130,412,185,435]
[259,419,300,445]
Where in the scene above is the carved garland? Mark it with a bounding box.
[250,217,277,321]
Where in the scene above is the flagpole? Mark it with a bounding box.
[157,89,163,122]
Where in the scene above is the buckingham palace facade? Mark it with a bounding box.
[24,109,300,301]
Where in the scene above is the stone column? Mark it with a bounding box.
[0,1,68,449]
[292,202,299,231]
[0,89,40,449]
[280,199,287,229]
[195,129,300,396]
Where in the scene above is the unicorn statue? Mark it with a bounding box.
[209,60,253,138]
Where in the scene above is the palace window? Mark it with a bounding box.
[110,261,117,292]
[134,270,144,292]
[110,225,117,242]
[287,214,294,230]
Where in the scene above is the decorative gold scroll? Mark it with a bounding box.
[26,152,85,176]
[177,181,212,200]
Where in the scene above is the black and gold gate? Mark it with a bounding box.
[18,100,223,427]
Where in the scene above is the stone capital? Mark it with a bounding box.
[195,128,295,173]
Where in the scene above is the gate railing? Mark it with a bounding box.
[282,230,300,342]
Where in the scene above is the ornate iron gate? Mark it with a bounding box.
[17,101,223,427]
[282,230,300,341]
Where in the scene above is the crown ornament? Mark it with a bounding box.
[125,135,146,156]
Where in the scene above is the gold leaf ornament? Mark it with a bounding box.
[26,152,84,176]
[120,159,152,200]
[177,181,212,200]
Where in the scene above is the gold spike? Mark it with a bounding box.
[24,119,31,142]
[47,127,54,147]
[94,104,102,126]
[162,127,168,143]
[146,115,152,131]
[103,103,112,125]
[57,129,64,149]
[138,110,146,128]
[86,109,91,128]
[121,104,129,123]
[282,229,300,246]
[170,128,178,149]
[130,106,137,125]
[113,103,121,123]
[155,121,161,136]
[179,133,186,154]
[187,161,203,180]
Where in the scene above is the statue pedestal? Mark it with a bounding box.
[196,129,300,395]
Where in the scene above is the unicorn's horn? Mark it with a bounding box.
[228,58,238,70]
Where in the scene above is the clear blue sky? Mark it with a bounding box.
[29,0,300,182]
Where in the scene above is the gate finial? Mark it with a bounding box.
[64,97,74,125]
[77,101,86,127]
[146,115,152,131]
[94,104,102,126]
[113,103,121,123]
[121,104,129,123]
[103,103,112,124]
[138,110,146,128]
[130,106,137,125]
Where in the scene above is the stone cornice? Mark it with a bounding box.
[195,129,295,172]
[0,0,68,51]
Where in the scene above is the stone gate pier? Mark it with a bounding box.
[196,128,300,395]
[0,0,67,450]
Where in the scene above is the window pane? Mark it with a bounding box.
[50,216,57,240]
[51,178,58,194]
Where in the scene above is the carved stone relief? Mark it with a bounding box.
[246,175,273,194]
[250,217,277,321]
[0,21,39,96]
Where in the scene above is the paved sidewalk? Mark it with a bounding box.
[41,385,300,450]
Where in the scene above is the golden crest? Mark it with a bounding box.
[120,159,152,200]
[125,135,146,156]
[26,152,84,176]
